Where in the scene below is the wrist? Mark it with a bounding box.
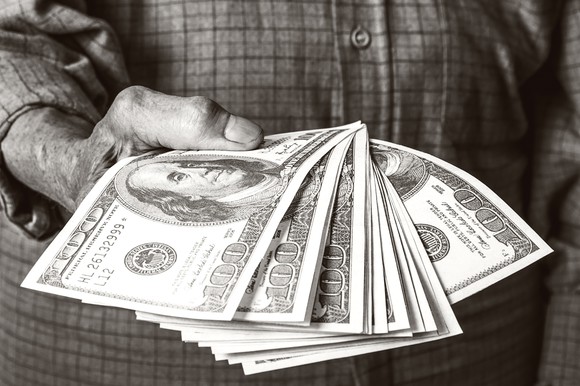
[2,107,94,211]
[73,123,120,206]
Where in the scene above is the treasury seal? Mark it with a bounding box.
[125,243,177,275]
[415,224,450,262]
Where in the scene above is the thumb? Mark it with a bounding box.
[179,95,264,150]
[106,86,263,152]
[220,114,265,148]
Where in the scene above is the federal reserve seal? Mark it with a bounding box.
[125,243,177,275]
[415,224,450,262]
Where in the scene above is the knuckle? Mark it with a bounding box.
[116,85,146,103]
[105,86,154,133]
[191,96,229,128]
[191,95,216,112]
[111,86,148,116]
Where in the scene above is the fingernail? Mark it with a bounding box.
[224,115,263,143]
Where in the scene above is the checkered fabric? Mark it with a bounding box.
[0,0,578,385]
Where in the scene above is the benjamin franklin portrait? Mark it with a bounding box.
[115,154,284,225]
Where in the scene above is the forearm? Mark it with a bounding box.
[1,108,114,212]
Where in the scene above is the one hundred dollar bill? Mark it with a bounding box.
[307,128,369,333]
[22,123,363,320]
[139,128,370,333]
[370,139,553,303]
[234,134,353,323]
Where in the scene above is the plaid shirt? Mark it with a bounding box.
[0,0,578,385]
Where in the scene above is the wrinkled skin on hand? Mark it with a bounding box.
[2,86,263,212]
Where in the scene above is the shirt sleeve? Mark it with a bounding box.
[529,2,580,384]
[0,0,129,239]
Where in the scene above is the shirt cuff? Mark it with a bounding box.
[0,47,108,239]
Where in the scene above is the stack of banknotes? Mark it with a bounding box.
[22,122,552,374]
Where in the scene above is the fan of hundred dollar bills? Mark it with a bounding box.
[22,122,552,374]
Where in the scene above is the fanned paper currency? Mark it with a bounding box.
[22,122,552,374]
[235,135,353,323]
[22,123,360,320]
[370,139,552,303]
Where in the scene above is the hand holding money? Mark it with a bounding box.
[2,87,263,214]
[76,86,264,210]
[22,122,552,374]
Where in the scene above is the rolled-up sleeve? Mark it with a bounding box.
[0,0,128,239]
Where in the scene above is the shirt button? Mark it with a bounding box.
[351,25,371,49]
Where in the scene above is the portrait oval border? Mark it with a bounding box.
[370,145,429,201]
[115,153,282,227]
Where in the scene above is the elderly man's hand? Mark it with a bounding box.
[2,86,263,213]
[93,86,263,156]
[78,86,263,205]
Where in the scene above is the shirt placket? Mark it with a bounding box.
[331,0,392,139]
